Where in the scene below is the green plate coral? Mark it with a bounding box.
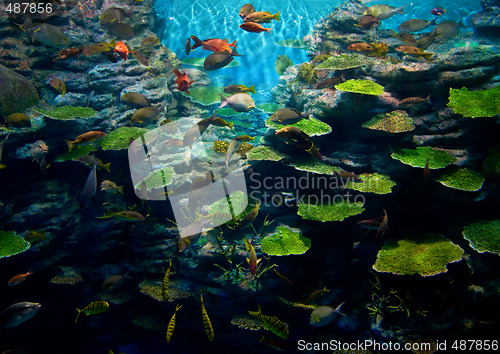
[362,110,415,133]
[261,225,311,256]
[182,86,226,106]
[434,167,485,192]
[34,106,97,120]
[287,157,344,175]
[54,145,97,162]
[462,220,500,255]
[256,103,282,114]
[315,54,364,70]
[266,117,332,137]
[181,58,240,69]
[344,173,396,194]
[372,233,464,276]
[209,190,247,218]
[98,127,148,151]
[335,79,384,96]
[247,146,288,162]
[391,146,457,169]
[447,86,500,118]
[482,145,500,178]
[136,167,176,191]
[298,201,365,222]
[0,231,30,259]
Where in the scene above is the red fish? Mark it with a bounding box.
[8,270,34,286]
[173,69,195,94]
[114,40,132,60]
[190,35,236,52]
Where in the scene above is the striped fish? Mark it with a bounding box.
[200,293,214,341]
[166,304,182,343]
[75,301,109,323]
[248,305,289,339]
[161,260,172,301]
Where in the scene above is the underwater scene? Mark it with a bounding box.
[0,0,499,353]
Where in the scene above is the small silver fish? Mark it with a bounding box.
[0,302,41,329]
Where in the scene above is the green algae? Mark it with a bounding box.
[373,233,464,277]
[182,86,226,106]
[54,145,97,162]
[298,201,365,222]
[315,54,364,70]
[34,105,97,120]
[344,173,396,194]
[482,145,500,178]
[98,127,148,151]
[391,146,457,169]
[0,230,30,259]
[362,110,415,133]
[434,167,485,192]
[266,116,332,137]
[462,220,500,256]
[135,167,176,191]
[261,225,311,256]
[246,146,288,162]
[287,157,344,175]
[447,86,500,118]
[335,79,384,96]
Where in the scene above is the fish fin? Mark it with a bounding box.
[247,84,256,94]
[227,122,234,130]
[118,186,124,195]
[190,35,203,49]
[230,47,242,57]
[66,140,74,152]
[219,94,228,108]
[274,11,281,22]
[429,18,438,26]
[229,40,237,47]
[75,308,82,323]
[243,238,251,251]
[173,69,181,78]
[395,6,406,14]
[266,28,272,33]
[423,53,433,61]
[103,163,111,173]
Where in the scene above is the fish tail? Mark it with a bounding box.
[75,308,82,323]
[117,185,124,195]
[423,53,433,62]
[62,88,66,98]
[227,122,234,130]
[229,40,237,47]
[266,28,272,33]
[247,84,256,94]
[274,11,281,22]
[395,6,406,14]
[173,69,181,78]
[190,35,203,49]
[66,140,74,152]
[230,47,242,57]
[429,18,438,26]
[219,94,228,108]
[102,162,111,173]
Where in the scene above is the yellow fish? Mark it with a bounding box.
[75,301,109,323]
[162,260,172,301]
[166,304,182,343]
[248,305,289,339]
[201,293,214,341]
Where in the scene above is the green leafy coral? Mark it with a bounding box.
[344,173,396,194]
[35,105,97,120]
[315,54,364,70]
[182,86,226,106]
[298,200,365,222]
[373,233,464,277]
[462,220,500,256]
[247,146,288,162]
[362,110,415,133]
[54,145,97,162]
[209,190,247,218]
[447,86,500,118]
[266,117,332,137]
[482,145,500,178]
[0,231,30,259]
[434,167,485,192]
[261,225,311,256]
[98,127,148,151]
[391,146,457,169]
[135,167,176,191]
[286,157,344,175]
[335,79,384,96]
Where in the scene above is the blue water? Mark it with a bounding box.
[154,0,483,100]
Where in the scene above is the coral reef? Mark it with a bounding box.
[297,63,318,84]
[447,86,500,118]
[137,167,176,191]
[0,231,30,259]
[344,173,396,194]
[265,117,332,137]
[362,110,415,133]
[98,127,148,151]
[209,190,247,217]
[434,167,485,192]
[373,233,464,276]
[297,201,365,222]
[462,220,500,256]
[247,146,288,162]
[391,146,457,169]
[34,105,97,120]
[261,225,311,256]
[314,54,364,70]
[49,266,83,285]
[335,79,385,96]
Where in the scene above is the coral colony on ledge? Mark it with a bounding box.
[0,0,499,353]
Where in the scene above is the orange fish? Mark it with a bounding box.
[347,43,375,53]
[66,131,106,152]
[8,270,34,286]
[173,69,195,94]
[190,35,236,52]
[114,40,132,60]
